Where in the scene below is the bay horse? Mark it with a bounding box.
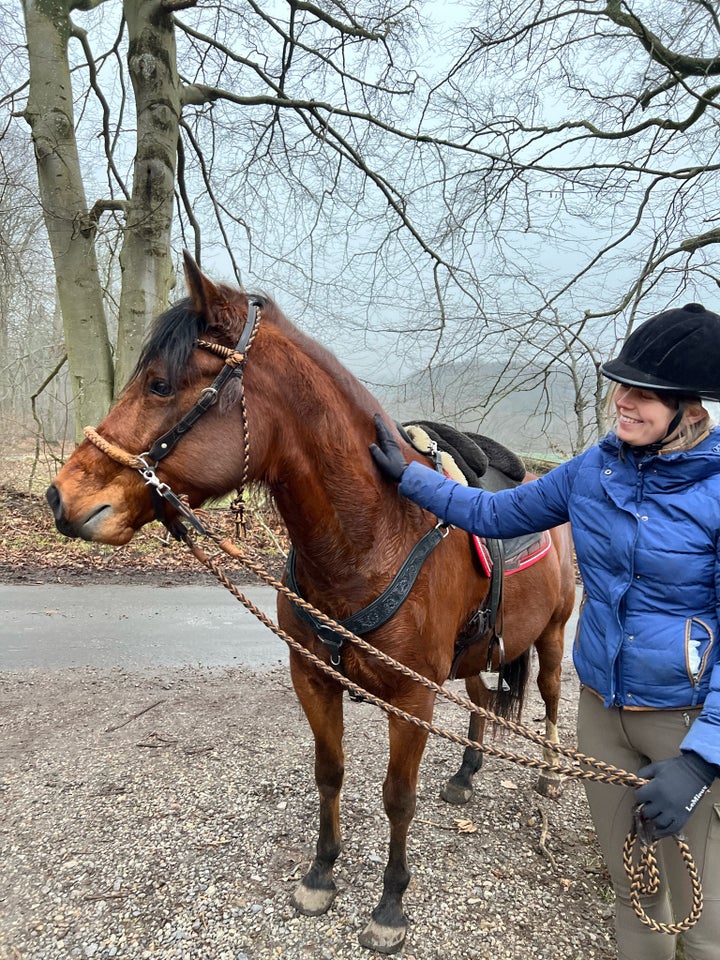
[46,254,576,954]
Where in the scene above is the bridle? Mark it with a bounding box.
[84,298,262,539]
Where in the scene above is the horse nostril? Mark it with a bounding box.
[46,484,62,519]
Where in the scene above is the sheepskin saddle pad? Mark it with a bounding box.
[400,420,550,576]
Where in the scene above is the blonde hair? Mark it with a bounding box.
[605,383,712,453]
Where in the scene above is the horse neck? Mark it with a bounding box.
[267,422,383,582]
[247,342,392,589]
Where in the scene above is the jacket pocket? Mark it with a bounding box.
[685,617,715,687]
[574,591,587,655]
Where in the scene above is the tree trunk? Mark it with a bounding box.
[21,0,114,441]
[114,0,181,394]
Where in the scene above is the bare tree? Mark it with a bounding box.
[4,0,720,452]
[10,0,449,438]
[0,124,61,443]
[423,0,720,449]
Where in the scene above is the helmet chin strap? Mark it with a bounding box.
[659,400,687,445]
[641,400,687,455]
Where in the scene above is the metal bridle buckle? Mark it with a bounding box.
[136,457,175,502]
[140,463,208,535]
[199,386,219,405]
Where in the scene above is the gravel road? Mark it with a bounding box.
[0,655,617,960]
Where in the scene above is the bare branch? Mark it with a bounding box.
[604,0,720,77]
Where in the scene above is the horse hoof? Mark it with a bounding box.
[440,780,473,806]
[358,919,407,954]
[291,880,337,916]
[535,772,564,799]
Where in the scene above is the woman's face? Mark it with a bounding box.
[613,386,677,446]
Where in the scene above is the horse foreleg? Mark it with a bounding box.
[533,628,565,800]
[441,675,488,806]
[290,664,345,917]
[359,705,430,955]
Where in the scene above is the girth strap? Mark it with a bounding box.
[449,536,506,682]
[285,523,447,666]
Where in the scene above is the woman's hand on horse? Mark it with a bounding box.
[370,415,409,483]
[635,750,719,838]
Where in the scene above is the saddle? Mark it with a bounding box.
[401,420,548,569]
[401,420,551,683]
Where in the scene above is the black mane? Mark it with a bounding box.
[131,298,207,389]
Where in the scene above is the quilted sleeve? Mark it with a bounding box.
[398,457,576,538]
[681,664,720,768]
[681,535,720,767]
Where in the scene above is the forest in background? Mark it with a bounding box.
[3,1,720,468]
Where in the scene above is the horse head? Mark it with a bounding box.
[47,252,388,548]
[47,254,280,543]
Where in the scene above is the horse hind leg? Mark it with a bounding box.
[535,714,564,799]
[440,675,488,806]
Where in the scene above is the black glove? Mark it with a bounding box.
[369,414,409,483]
[635,750,718,838]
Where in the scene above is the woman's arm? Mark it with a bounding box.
[370,415,573,538]
[679,668,720,767]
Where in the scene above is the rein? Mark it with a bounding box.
[81,298,703,936]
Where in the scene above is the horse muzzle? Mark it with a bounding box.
[46,484,118,542]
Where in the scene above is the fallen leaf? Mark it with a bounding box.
[454,818,478,833]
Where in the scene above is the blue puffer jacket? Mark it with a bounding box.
[399,428,720,767]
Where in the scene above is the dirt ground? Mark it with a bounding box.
[0,485,622,959]
[1,661,618,960]
[0,484,287,587]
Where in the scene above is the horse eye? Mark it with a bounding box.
[148,378,173,398]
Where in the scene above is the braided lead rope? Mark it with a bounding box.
[194,526,642,783]
[188,529,638,785]
[236,311,260,496]
[186,534,704,934]
[623,829,703,934]
[185,535,595,778]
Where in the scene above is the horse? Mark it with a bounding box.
[46,253,576,954]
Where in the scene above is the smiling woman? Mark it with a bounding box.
[611,385,707,450]
[601,303,715,456]
[370,301,720,960]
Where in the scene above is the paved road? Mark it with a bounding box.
[0,583,583,671]
[0,583,286,671]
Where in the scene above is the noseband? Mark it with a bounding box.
[84,299,262,538]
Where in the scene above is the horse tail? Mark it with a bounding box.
[488,647,531,727]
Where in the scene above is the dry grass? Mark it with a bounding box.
[0,440,289,585]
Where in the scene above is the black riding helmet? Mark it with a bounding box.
[601,302,720,402]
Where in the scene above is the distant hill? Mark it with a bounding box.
[375,358,595,460]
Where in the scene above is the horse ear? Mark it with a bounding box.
[183,249,221,315]
[182,250,240,342]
